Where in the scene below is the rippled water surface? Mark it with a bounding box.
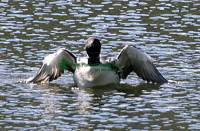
[0,0,200,130]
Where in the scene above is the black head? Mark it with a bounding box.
[85,37,101,65]
[85,37,101,58]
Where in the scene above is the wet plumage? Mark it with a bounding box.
[26,37,167,87]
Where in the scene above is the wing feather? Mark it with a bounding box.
[26,48,76,83]
[116,45,167,83]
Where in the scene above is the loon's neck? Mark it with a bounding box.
[88,57,100,65]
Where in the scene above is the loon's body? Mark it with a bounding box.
[74,64,120,87]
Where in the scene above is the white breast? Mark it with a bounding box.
[73,65,120,88]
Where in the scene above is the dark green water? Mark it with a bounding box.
[0,0,199,130]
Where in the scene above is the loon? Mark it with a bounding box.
[26,37,167,87]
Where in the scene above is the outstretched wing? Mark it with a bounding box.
[115,45,167,83]
[26,48,76,83]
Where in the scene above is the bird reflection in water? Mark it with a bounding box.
[70,83,161,115]
[24,82,161,130]
[72,87,93,115]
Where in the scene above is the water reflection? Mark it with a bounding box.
[27,83,162,115]
[38,83,162,130]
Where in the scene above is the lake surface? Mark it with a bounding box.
[0,0,200,130]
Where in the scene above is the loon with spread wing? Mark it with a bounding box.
[26,37,167,87]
